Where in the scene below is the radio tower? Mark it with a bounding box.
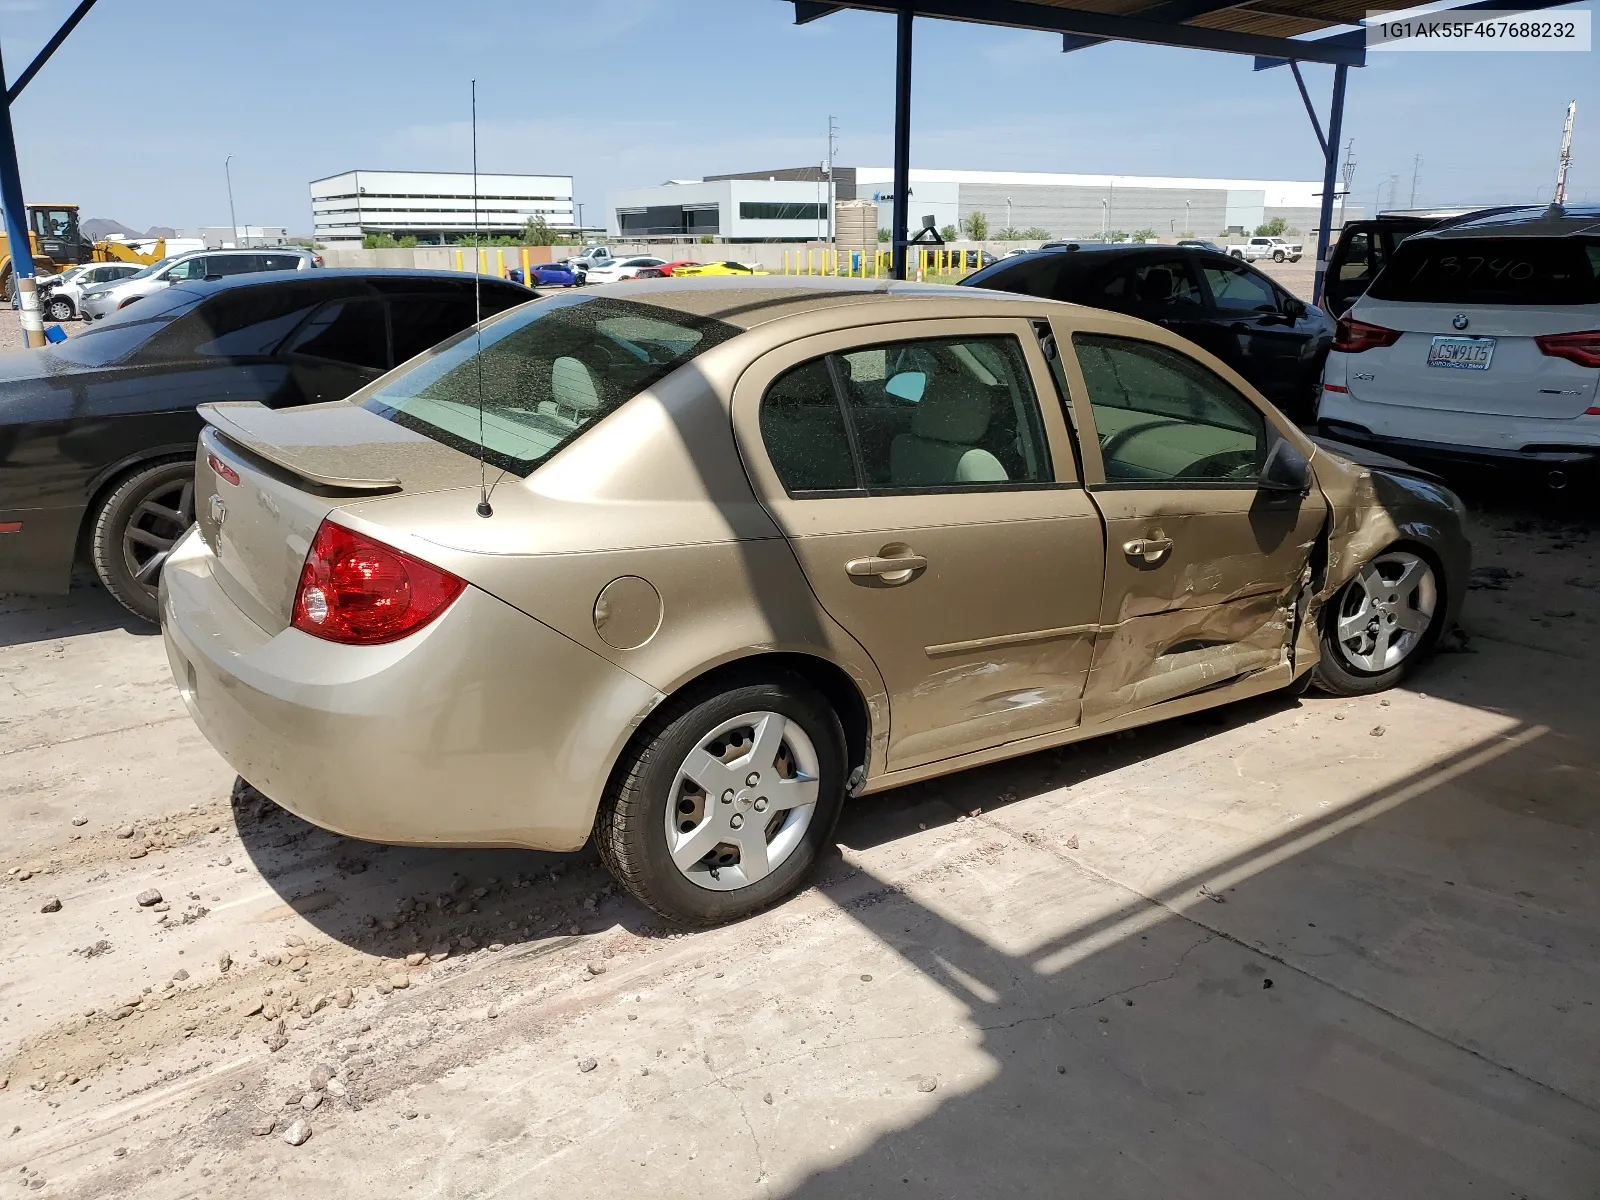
[1554,101,1576,206]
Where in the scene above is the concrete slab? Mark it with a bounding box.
[1,505,1596,1198]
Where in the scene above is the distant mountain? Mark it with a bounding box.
[81,218,178,240]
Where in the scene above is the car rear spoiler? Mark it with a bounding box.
[198,401,403,494]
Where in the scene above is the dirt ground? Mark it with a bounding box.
[2,467,1598,1198]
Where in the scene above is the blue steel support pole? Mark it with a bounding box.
[890,5,913,281]
[0,43,43,347]
[1312,63,1347,310]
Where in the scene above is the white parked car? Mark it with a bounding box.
[79,248,321,320]
[584,255,667,284]
[1229,236,1303,263]
[37,262,143,320]
[1318,204,1600,486]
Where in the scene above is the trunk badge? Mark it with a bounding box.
[1452,314,1470,330]
[209,495,226,528]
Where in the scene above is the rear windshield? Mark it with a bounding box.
[360,294,738,477]
[45,292,203,366]
[1368,236,1600,305]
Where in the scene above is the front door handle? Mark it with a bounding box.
[1122,535,1173,564]
[846,553,928,585]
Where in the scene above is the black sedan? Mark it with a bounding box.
[963,244,1334,422]
[0,268,531,621]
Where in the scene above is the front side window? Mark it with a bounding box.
[163,257,207,282]
[758,334,1052,495]
[1201,261,1280,314]
[1072,333,1265,485]
[1127,259,1203,309]
[362,295,738,477]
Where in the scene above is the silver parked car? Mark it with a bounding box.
[79,248,323,320]
[38,262,143,321]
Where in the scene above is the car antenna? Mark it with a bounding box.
[471,78,493,519]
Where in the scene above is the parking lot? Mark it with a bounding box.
[3,447,1597,1198]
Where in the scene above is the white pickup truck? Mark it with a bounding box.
[1227,236,1303,263]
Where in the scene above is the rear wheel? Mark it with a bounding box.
[1311,548,1442,695]
[595,676,846,925]
[90,457,196,623]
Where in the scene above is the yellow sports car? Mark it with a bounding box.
[670,260,769,277]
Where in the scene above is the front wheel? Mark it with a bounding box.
[46,295,74,321]
[1311,548,1443,695]
[90,457,196,623]
[1272,250,1286,263]
[595,676,847,925]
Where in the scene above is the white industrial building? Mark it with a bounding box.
[608,166,1348,243]
[310,170,575,245]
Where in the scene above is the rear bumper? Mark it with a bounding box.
[1317,418,1600,478]
[160,528,663,852]
[0,505,83,594]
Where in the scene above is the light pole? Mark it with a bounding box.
[1005,196,1012,232]
[1100,198,1108,241]
[1184,199,1191,236]
[224,154,239,248]
[575,201,584,235]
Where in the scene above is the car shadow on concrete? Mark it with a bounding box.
[0,572,158,649]
[227,688,1297,970]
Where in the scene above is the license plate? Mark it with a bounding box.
[1427,335,1496,371]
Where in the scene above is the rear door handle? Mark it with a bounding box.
[1122,536,1173,563]
[846,553,928,584]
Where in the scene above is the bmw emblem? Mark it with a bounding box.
[1452,313,1470,330]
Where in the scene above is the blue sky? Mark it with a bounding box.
[3,0,1595,232]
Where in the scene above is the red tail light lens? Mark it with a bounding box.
[1333,315,1402,354]
[1535,329,1600,369]
[291,520,464,645]
[206,451,240,486]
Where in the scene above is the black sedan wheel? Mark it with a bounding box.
[91,458,195,623]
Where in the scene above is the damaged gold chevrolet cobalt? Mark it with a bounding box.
[160,277,1469,924]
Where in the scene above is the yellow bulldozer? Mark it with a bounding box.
[0,202,166,299]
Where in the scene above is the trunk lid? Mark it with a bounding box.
[1344,299,1600,419]
[196,400,482,631]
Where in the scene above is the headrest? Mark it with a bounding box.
[1139,268,1173,302]
[552,356,601,414]
[911,374,991,445]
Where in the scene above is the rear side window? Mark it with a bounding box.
[142,286,325,359]
[361,295,738,477]
[284,298,389,370]
[1369,237,1600,305]
[759,335,1053,495]
[258,253,304,272]
[207,254,262,278]
[389,294,475,364]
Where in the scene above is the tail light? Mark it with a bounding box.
[206,451,239,486]
[1333,315,1402,354]
[291,520,464,645]
[1535,329,1600,369]
[312,254,325,268]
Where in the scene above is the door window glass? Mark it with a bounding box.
[143,285,324,359]
[283,298,389,370]
[207,254,263,278]
[1072,333,1265,485]
[163,257,207,282]
[834,335,1050,491]
[389,294,491,363]
[258,253,303,272]
[1337,230,1380,282]
[1201,261,1280,314]
[1128,259,1202,308]
[759,359,859,494]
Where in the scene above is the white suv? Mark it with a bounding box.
[1318,205,1600,485]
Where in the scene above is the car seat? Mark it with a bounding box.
[889,375,1008,486]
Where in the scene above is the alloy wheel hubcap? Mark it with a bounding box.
[664,711,820,892]
[121,476,195,593]
[1333,551,1437,673]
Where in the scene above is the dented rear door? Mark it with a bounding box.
[1055,326,1326,723]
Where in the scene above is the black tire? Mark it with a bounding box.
[46,295,74,321]
[90,457,196,623]
[595,674,847,926]
[1273,250,1286,263]
[1310,547,1445,696]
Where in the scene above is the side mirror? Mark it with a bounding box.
[1260,437,1311,494]
[885,371,926,403]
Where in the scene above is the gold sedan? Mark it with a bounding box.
[161,278,1469,925]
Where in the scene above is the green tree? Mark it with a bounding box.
[995,226,1022,241]
[1130,229,1157,243]
[938,223,960,243]
[1020,226,1051,240]
[1254,216,1289,237]
[963,210,989,241]
[877,228,891,243]
[1103,230,1129,243]
[362,233,400,249]
[698,234,715,244]
[397,235,419,248]
[520,216,561,246]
